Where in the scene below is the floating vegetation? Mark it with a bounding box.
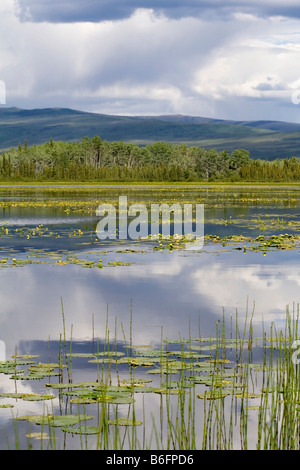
[12,354,39,359]
[10,371,62,380]
[107,418,142,427]
[21,394,56,401]
[205,233,300,253]
[46,381,101,389]
[0,365,25,375]
[0,392,55,401]
[0,302,299,450]
[235,392,262,399]
[197,390,231,400]
[61,426,100,435]
[3,187,300,270]
[15,414,94,427]
[26,432,49,440]
[120,378,153,385]
[4,186,300,450]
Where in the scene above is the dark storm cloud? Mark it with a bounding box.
[3,0,299,122]
[14,0,300,23]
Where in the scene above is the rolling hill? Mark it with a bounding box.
[0,107,300,159]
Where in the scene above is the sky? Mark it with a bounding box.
[0,0,300,121]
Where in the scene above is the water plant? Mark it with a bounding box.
[2,185,300,450]
[0,303,299,450]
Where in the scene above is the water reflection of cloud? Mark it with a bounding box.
[0,373,59,425]
[1,251,300,357]
[191,259,300,328]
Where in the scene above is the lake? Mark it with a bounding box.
[1,184,300,450]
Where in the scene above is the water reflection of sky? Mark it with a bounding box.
[1,247,300,359]
[1,187,300,449]
[1,247,297,450]
[1,187,300,353]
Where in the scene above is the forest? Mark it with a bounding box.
[1,136,300,182]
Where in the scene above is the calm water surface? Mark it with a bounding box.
[1,184,300,449]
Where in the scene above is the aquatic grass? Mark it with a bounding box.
[3,302,300,450]
[254,305,300,450]
[4,185,300,449]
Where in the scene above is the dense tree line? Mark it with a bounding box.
[0,136,299,182]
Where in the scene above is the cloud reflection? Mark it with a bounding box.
[0,249,300,358]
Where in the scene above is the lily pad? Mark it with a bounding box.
[46,381,102,389]
[61,425,101,435]
[0,392,25,399]
[107,418,142,426]
[15,414,94,427]
[0,366,25,375]
[120,378,153,385]
[93,351,125,357]
[146,368,163,375]
[70,398,99,404]
[26,432,49,440]
[88,358,118,364]
[66,353,96,358]
[154,388,186,395]
[12,355,39,359]
[235,392,262,399]
[125,386,157,393]
[2,360,36,365]
[197,390,231,399]
[10,371,61,380]
[22,394,55,401]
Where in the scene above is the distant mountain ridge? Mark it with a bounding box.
[136,113,300,132]
[0,107,300,159]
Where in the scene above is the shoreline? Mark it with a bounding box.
[1,180,300,188]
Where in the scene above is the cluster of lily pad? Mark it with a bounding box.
[0,302,299,450]
[205,233,300,254]
[0,331,289,440]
